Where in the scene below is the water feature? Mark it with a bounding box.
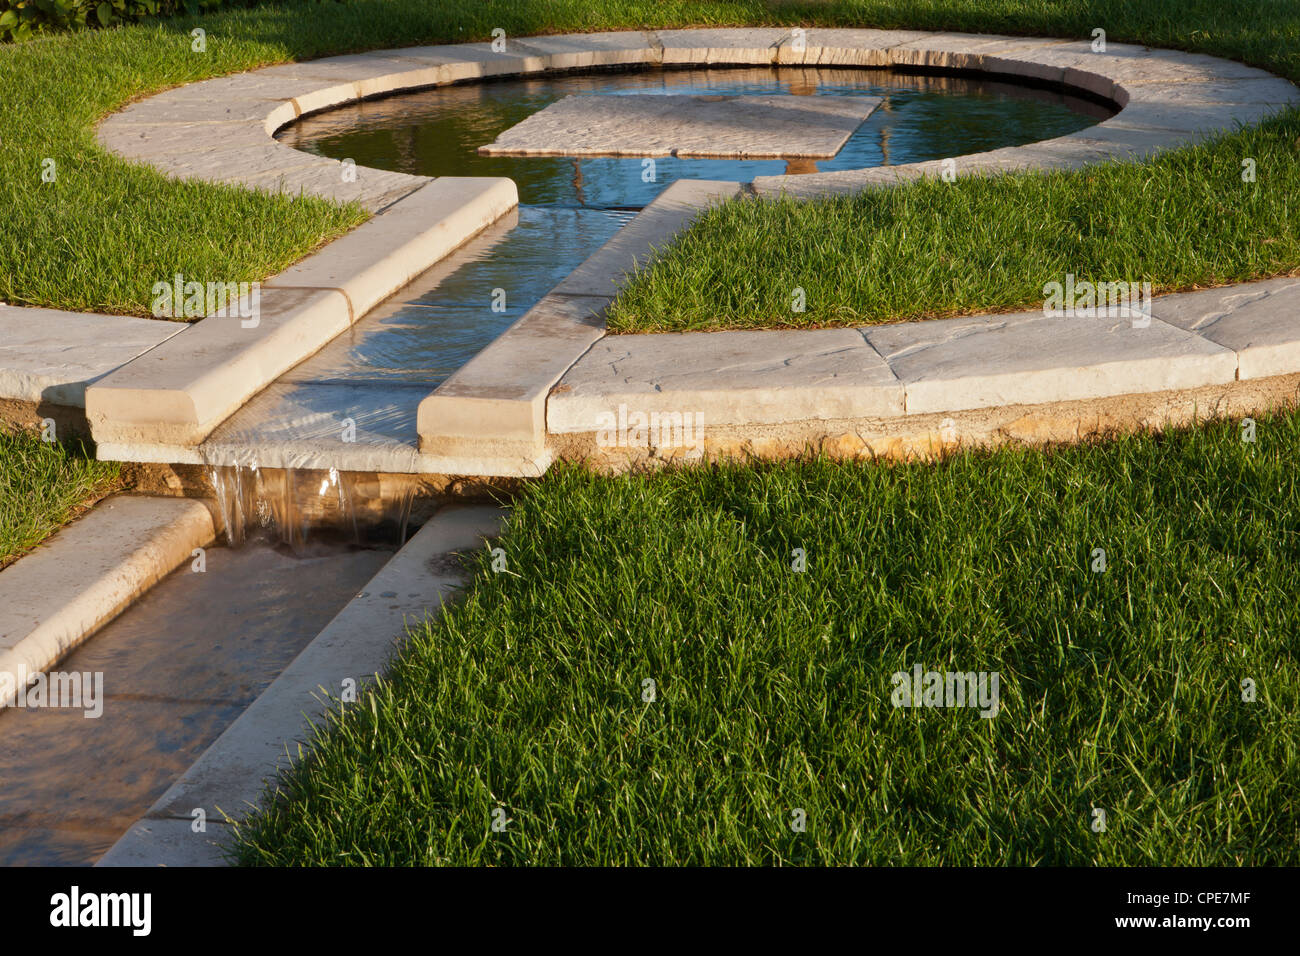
[278,65,1112,207]
[207,65,1109,474]
[0,538,393,865]
[0,67,1115,867]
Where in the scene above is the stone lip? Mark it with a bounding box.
[552,282,1300,431]
[478,92,883,159]
[0,495,216,710]
[0,306,183,408]
[92,28,1298,208]
[84,177,519,451]
[5,29,1293,476]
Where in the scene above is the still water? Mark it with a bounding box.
[279,65,1110,208]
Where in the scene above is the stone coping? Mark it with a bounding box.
[7,29,1296,474]
[552,276,1300,430]
[0,305,183,408]
[0,495,215,710]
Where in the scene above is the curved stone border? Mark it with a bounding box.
[41,30,1299,472]
[96,28,1299,206]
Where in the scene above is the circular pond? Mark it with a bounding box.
[278,65,1113,210]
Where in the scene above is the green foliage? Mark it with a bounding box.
[0,427,120,567]
[0,0,290,43]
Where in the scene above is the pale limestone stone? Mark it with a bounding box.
[863,311,1238,415]
[236,162,428,211]
[1152,278,1300,380]
[480,92,881,159]
[550,328,903,431]
[0,307,182,406]
[86,288,352,448]
[0,496,215,709]
[510,30,659,70]
[265,177,519,318]
[418,293,610,458]
[557,179,743,297]
[144,142,338,184]
[655,27,791,65]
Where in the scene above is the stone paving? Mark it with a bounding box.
[478,92,882,158]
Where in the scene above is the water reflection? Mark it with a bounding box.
[279,66,1110,208]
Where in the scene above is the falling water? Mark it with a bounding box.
[206,463,420,549]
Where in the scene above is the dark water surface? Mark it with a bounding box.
[279,65,1110,208]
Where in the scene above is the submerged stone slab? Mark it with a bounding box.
[479,92,881,159]
[1152,277,1300,380]
[550,328,903,432]
[864,310,1238,415]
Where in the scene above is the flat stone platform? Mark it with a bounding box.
[478,92,883,158]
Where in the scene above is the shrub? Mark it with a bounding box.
[0,0,285,43]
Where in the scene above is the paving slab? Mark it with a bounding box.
[0,307,183,407]
[1152,277,1300,380]
[480,92,881,159]
[550,328,903,431]
[509,30,660,69]
[863,311,1239,415]
[773,28,941,67]
[86,288,353,448]
[656,27,793,65]
[97,504,506,865]
[884,33,1072,72]
[0,496,215,709]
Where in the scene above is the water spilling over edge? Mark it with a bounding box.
[206,462,420,550]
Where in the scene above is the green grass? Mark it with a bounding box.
[0,427,121,568]
[235,411,1300,865]
[3,0,1300,317]
[607,113,1300,330]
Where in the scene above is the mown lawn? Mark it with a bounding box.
[607,111,1300,331]
[2,0,1299,318]
[235,411,1300,865]
[0,428,121,568]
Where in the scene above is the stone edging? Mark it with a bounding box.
[0,495,216,709]
[95,504,505,866]
[6,29,1297,474]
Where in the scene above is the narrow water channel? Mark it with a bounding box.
[0,537,393,865]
